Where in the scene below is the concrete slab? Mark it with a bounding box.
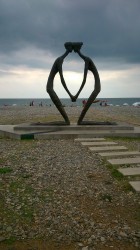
[99,151,140,158]
[35,127,140,139]
[89,146,128,152]
[75,138,106,141]
[81,141,117,146]
[118,167,140,176]
[0,124,140,140]
[0,125,34,139]
[14,123,134,131]
[108,157,140,165]
[129,181,140,192]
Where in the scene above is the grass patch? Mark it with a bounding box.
[9,181,21,191]
[122,181,135,192]
[3,236,16,245]
[111,168,124,180]
[24,185,34,194]
[39,187,54,202]
[104,161,136,192]
[105,162,124,181]
[0,167,13,174]
[21,207,34,222]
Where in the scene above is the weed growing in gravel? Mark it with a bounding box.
[21,206,34,222]
[3,236,16,245]
[9,181,21,191]
[111,168,124,180]
[122,181,135,192]
[0,167,13,174]
[103,161,135,192]
[22,174,32,179]
[105,162,124,181]
[39,188,54,202]
[100,194,112,202]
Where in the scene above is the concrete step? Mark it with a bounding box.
[108,157,140,165]
[129,181,140,192]
[81,141,117,146]
[118,167,140,176]
[99,151,140,158]
[75,138,106,141]
[34,129,140,140]
[0,125,140,140]
[89,146,128,152]
[14,124,134,131]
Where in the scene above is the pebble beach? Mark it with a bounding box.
[0,105,140,125]
[0,105,140,250]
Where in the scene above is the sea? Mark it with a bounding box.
[0,98,140,107]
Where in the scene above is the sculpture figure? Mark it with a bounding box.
[46,42,101,125]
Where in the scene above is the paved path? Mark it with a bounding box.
[75,137,140,192]
[75,138,106,141]
[129,181,140,192]
[118,167,140,176]
[81,141,117,146]
[108,157,140,165]
[89,146,127,152]
[99,151,140,158]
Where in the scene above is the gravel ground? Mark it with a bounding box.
[0,106,140,250]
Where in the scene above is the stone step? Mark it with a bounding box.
[99,151,140,158]
[118,167,140,176]
[14,124,134,131]
[75,138,106,141]
[129,181,140,192]
[81,141,117,146]
[89,146,128,152]
[108,157,140,165]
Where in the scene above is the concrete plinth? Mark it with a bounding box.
[0,123,139,140]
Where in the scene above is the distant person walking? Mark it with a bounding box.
[82,99,87,107]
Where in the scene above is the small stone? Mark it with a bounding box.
[88,237,92,244]
[0,236,6,242]
[100,237,105,242]
[90,222,95,227]
[119,231,127,237]
[78,243,84,247]
[6,226,13,232]
[135,242,139,247]
[82,247,89,250]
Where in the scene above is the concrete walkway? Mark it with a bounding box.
[108,157,140,165]
[89,146,127,151]
[129,181,140,192]
[118,167,140,176]
[75,137,140,192]
[99,151,140,158]
[81,141,117,146]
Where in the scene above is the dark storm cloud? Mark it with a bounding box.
[0,0,140,63]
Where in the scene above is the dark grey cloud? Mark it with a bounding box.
[0,0,140,63]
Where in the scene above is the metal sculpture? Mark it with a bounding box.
[46,42,101,125]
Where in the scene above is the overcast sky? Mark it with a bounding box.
[0,0,140,99]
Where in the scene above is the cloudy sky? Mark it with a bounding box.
[0,0,140,99]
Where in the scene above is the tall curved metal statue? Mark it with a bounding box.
[46,42,101,125]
